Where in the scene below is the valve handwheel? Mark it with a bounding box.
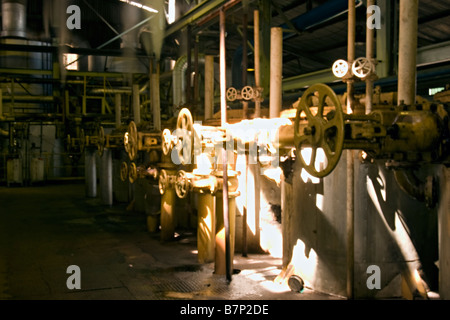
[241,86,254,101]
[332,59,349,78]
[175,170,189,199]
[294,83,345,178]
[120,162,128,182]
[352,57,374,79]
[158,169,168,195]
[175,108,194,165]
[162,128,173,156]
[97,126,106,157]
[226,87,238,102]
[129,162,137,184]
[125,121,138,160]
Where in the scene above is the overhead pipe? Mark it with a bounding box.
[397,0,418,105]
[220,8,227,126]
[151,60,161,131]
[232,0,363,90]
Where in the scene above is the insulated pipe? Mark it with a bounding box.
[115,93,121,129]
[151,62,161,131]
[132,84,141,125]
[269,27,283,119]
[204,55,215,120]
[100,148,113,206]
[198,193,215,263]
[365,0,375,114]
[397,0,418,106]
[85,148,97,198]
[1,0,27,38]
[254,10,261,118]
[242,10,249,119]
[173,55,206,108]
[346,0,356,301]
[220,7,227,126]
[161,169,176,241]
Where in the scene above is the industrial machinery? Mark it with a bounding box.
[123,121,162,161]
[277,82,449,207]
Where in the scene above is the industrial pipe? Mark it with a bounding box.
[253,10,261,118]
[100,148,113,206]
[346,0,356,300]
[204,55,215,120]
[172,54,206,108]
[132,84,141,125]
[365,0,375,114]
[398,0,418,105]
[269,27,283,119]
[198,192,215,263]
[1,0,27,38]
[220,7,227,126]
[151,61,161,131]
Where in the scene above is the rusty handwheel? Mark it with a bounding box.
[175,108,194,165]
[97,126,106,157]
[294,83,344,178]
[120,162,128,182]
[226,87,238,101]
[124,121,138,161]
[175,170,190,199]
[241,85,254,101]
[128,162,138,184]
[162,128,174,156]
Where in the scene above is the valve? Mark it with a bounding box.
[226,87,238,102]
[124,121,138,160]
[352,57,376,79]
[120,161,128,182]
[124,121,162,161]
[294,83,345,178]
[174,108,194,165]
[158,169,176,195]
[332,59,350,78]
[175,170,192,199]
[129,162,137,183]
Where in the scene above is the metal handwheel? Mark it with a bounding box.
[175,108,194,165]
[120,162,128,182]
[226,87,238,101]
[294,83,345,178]
[352,57,374,79]
[175,170,189,199]
[162,129,173,156]
[97,126,105,157]
[128,162,137,184]
[332,59,349,78]
[124,121,138,160]
[241,85,254,100]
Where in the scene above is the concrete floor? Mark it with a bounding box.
[0,182,343,301]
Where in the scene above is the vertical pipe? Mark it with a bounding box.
[186,25,192,104]
[161,184,176,241]
[0,88,3,116]
[220,7,227,127]
[242,10,248,119]
[151,63,161,131]
[115,93,121,129]
[397,0,418,106]
[101,148,113,206]
[254,10,261,118]
[204,55,214,121]
[132,84,141,125]
[194,35,200,109]
[198,193,215,263]
[85,148,97,198]
[65,90,70,117]
[346,0,356,301]
[269,27,283,119]
[365,0,375,115]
